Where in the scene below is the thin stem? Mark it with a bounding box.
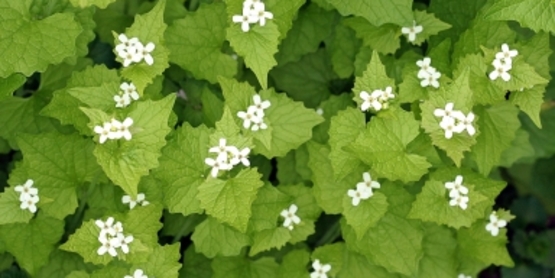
[315,219,341,247]
[172,215,201,243]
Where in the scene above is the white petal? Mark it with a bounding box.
[144,54,154,65]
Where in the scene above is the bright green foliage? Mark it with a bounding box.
[410,10,451,46]
[0,74,26,101]
[152,123,211,216]
[323,0,413,27]
[344,17,399,54]
[338,249,396,278]
[327,21,361,79]
[352,51,395,109]
[182,246,214,278]
[197,168,264,233]
[347,110,431,183]
[470,103,520,175]
[328,107,365,180]
[249,184,292,232]
[453,54,506,105]
[226,0,280,89]
[511,85,546,128]
[166,3,237,84]
[138,244,182,278]
[415,224,457,277]
[250,89,323,158]
[86,95,176,197]
[124,204,164,247]
[312,243,345,276]
[483,0,555,33]
[118,0,169,92]
[483,49,548,92]
[69,82,120,112]
[278,249,310,278]
[249,227,291,256]
[0,188,34,225]
[15,133,103,220]
[342,192,388,239]
[263,0,306,40]
[420,69,476,166]
[36,250,94,278]
[0,0,82,77]
[211,256,279,278]
[191,217,250,258]
[457,220,514,267]
[278,184,321,243]
[275,4,337,65]
[70,0,117,9]
[0,215,64,275]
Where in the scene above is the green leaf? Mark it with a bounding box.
[166,2,237,84]
[138,244,182,278]
[453,54,505,105]
[124,204,164,247]
[277,184,321,243]
[328,107,365,181]
[339,249,397,278]
[191,217,250,258]
[275,4,337,65]
[0,74,26,101]
[226,0,280,89]
[352,51,395,110]
[36,250,93,278]
[457,219,514,267]
[428,0,486,44]
[420,69,476,166]
[0,215,64,275]
[69,82,120,112]
[263,0,306,40]
[346,110,431,183]
[323,0,413,27]
[343,17,399,55]
[212,256,279,278]
[483,0,555,33]
[15,133,103,219]
[311,243,345,277]
[249,184,292,232]
[470,103,520,175]
[249,227,291,256]
[278,249,310,278]
[410,10,451,46]
[0,187,34,225]
[252,89,323,158]
[119,0,169,92]
[327,21,361,78]
[182,245,214,278]
[87,94,176,197]
[342,192,388,239]
[152,123,211,216]
[0,0,82,77]
[500,129,535,167]
[70,0,117,8]
[415,224,457,277]
[312,94,354,144]
[197,168,264,233]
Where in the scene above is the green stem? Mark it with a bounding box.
[172,215,200,243]
[315,220,341,247]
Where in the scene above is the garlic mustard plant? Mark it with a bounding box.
[280,204,301,230]
[122,193,149,209]
[205,138,250,177]
[485,211,508,236]
[237,94,271,130]
[401,20,423,43]
[489,43,518,81]
[310,259,331,278]
[94,217,134,257]
[232,0,273,32]
[14,179,39,213]
[416,57,442,88]
[125,269,148,278]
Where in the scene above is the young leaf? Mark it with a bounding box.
[483,0,555,34]
[311,243,345,277]
[249,227,291,256]
[0,188,34,225]
[68,82,121,112]
[415,224,458,277]
[344,17,399,55]
[342,192,388,239]
[69,0,117,9]
[211,256,279,278]
[328,107,365,181]
[352,51,395,109]
[191,217,250,258]
[323,0,413,27]
[137,244,182,278]
[249,184,292,232]
[457,219,514,267]
[409,10,451,46]
[278,249,310,278]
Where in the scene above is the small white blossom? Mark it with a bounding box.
[204,157,231,178]
[401,21,423,43]
[113,233,134,254]
[230,147,251,167]
[495,43,518,62]
[97,236,118,257]
[232,13,258,32]
[113,117,134,141]
[357,172,381,195]
[439,116,465,139]
[237,106,262,129]
[14,179,38,202]
[93,122,113,144]
[20,195,39,213]
[420,69,441,88]
[489,59,512,81]
[347,184,373,207]
[137,42,155,66]
[122,193,149,209]
[114,93,131,108]
[416,57,432,78]
[252,94,271,117]
[95,217,116,237]
[280,204,301,230]
[316,108,324,115]
[118,46,143,67]
[115,34,139,53]
[125,269,148,278]
[209,138,235,162]
[457,112,476,136]
[433,102,458,120]
[310,259,332,278]
[359,90,383,111]
[485,212,507,237]
[445,175,469,198]
[379,86,395,102]
[458,274,471,278]
[449,194,469,210]
[251,120,268,131]
[120,82,140,100]
[249,2,273,26]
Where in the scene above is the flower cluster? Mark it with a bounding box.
[485,211,508,236]
[416,57,441,88]
[232,0,274,32]
[401,20,423,43]
[14,179,39,214]
[489,43,518,81]
[237,94,271,131]
[115,34,155,67]
[445,175,469,210]
[347,172,381,206]
[433,103,476,139]
[114,82,140,108]
[93,117,134,144]
[125,269,148,278]
[94,217,134,257]
[204,138,251,177]
[310,259,332,278]
[280,204,301,230]
[122,193,150,210]
[359,86,395,112]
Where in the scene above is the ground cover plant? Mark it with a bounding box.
[0,0,555,277]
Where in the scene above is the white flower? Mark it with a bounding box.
[439,116,465,139]
[449,194,469,210]
[112,233,134,254]
[379,86,395,102]
[457,112,476,136]
[118,46,143,67]
[97,236,118,257]
[445,175,469,198]
[114,93,131,108]
[14,179,38,201]
[360,90,383,111]
[489,59,512,81]
[433,102,459,120]
[495,43,518,61]
[95,217,116,237]
[347,184,373,207]
[115,34,139,53]
[401,21,423,42]
[20,195,39,213]
[420,69,441,88]
[316,108,324,115]
[249,3,273,26]
[237,106,262,129]
[93,122,113,144]
[125,269,148,278]
[416,57,432,78]
[120,82,139,100]
[280,204,301,230]
[458,274,471,278]
[116,117,134,141]
[137,42,155,66]
[209,138,235,162]
[252,94,271,117]
[232,13,258,32]
[310,259,331,278]
[251,120,268,131]
[204,157,231,178]
[113,221,124,235]
[357,172,381,195]
[122,195,138,209]
[485,212,507,237]
[230,147,251,167]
